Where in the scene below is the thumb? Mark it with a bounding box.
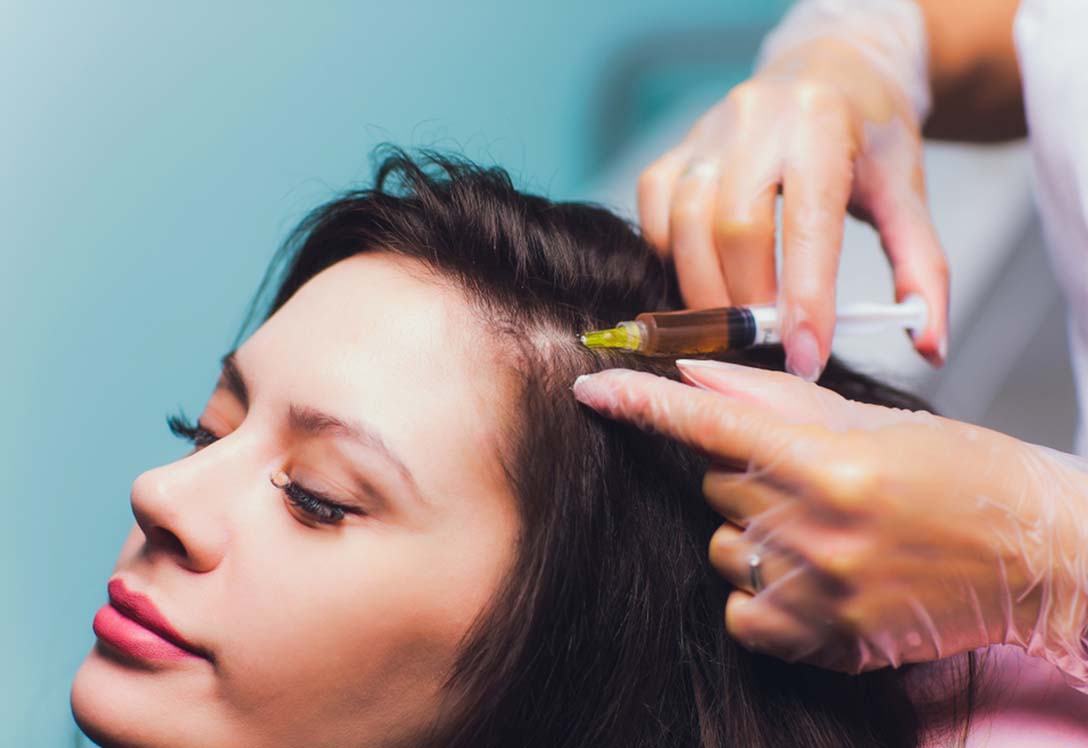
[676,359,849,426]
[855,130,949,366]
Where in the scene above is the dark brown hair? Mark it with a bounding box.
[248,148,974,747]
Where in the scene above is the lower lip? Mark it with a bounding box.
[93,604,203,663]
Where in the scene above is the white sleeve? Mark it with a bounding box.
[756,0,932,123]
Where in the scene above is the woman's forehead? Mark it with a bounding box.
[238,253,514,503]
[253,254,479,373]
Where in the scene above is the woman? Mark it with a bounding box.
[71,150,975,747]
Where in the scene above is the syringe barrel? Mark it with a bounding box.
[635,307,761,355]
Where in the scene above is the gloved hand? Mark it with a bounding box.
[572,361,1088,692]
[638,0,947,381]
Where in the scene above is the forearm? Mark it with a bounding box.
[759,0,1026,140]
[920,0,1026,141]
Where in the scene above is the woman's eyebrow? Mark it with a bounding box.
[216,350,423,501]
[286,404,420,492]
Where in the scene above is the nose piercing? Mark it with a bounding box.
[270,470,290,488]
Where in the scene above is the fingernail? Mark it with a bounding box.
[675,358,744,371]
[785,327,822,383]
[917,331,947,366]
[676,359,739,393]
[572,372,617,412]
[572,373,597,398]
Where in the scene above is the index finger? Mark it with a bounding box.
[572,368,799,468]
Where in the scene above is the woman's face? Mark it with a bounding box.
[71,254,520,747]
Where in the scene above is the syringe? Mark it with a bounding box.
[580,295,928,356]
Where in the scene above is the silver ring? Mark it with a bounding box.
[747,552,765,593]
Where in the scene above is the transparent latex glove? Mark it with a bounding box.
[572,361,1088,692]
[638,0,947,381]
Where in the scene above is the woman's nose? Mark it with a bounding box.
[130,456,231,573]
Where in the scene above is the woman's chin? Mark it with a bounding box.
[71,644,219,748]
[71,648,146,747]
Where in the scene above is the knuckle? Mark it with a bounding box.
[702,401,752,453]
[637,164,665,201]
[810,539,869,580]
[670,197,707,226]
[817,455,880,511]
[929,255,950,285]
[703,468,750,502]
[785,282,827,314]
[666,393,720,446]
[898,252,949,295]
[702,469,730,501]
[707,526,737,564]
[787,202,843,250]
[725,604,762,644]
[793,80,846,113]
[713,214,773,250]
[703,480,754,526]
[726,81,762,113]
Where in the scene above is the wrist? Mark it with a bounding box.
[757,0,931,124]
[756,39,921,129]
[1007,444,1088,689]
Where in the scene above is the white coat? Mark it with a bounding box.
[1015,0,1088,452]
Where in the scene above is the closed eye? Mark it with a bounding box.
[277,478,363,526]
[168,409,369,528]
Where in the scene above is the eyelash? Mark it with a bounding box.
[167,413,218,448]
[279,480,347,524]
[167,412,358,526]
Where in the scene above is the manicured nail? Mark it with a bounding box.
[676,359,739,393]
[917,330,947,366]
[572,373,597,398]
[572,372,618,412]
[785,327,822,383]
[675,358,744,371]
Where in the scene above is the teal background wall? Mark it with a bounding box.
[2,2,786,744]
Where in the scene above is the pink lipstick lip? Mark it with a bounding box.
[103,578,210,661]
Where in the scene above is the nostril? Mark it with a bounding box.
[146,526,187,559]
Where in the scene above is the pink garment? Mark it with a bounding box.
[925,646,1088,746]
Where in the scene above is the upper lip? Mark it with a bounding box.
[107,578,210,660]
